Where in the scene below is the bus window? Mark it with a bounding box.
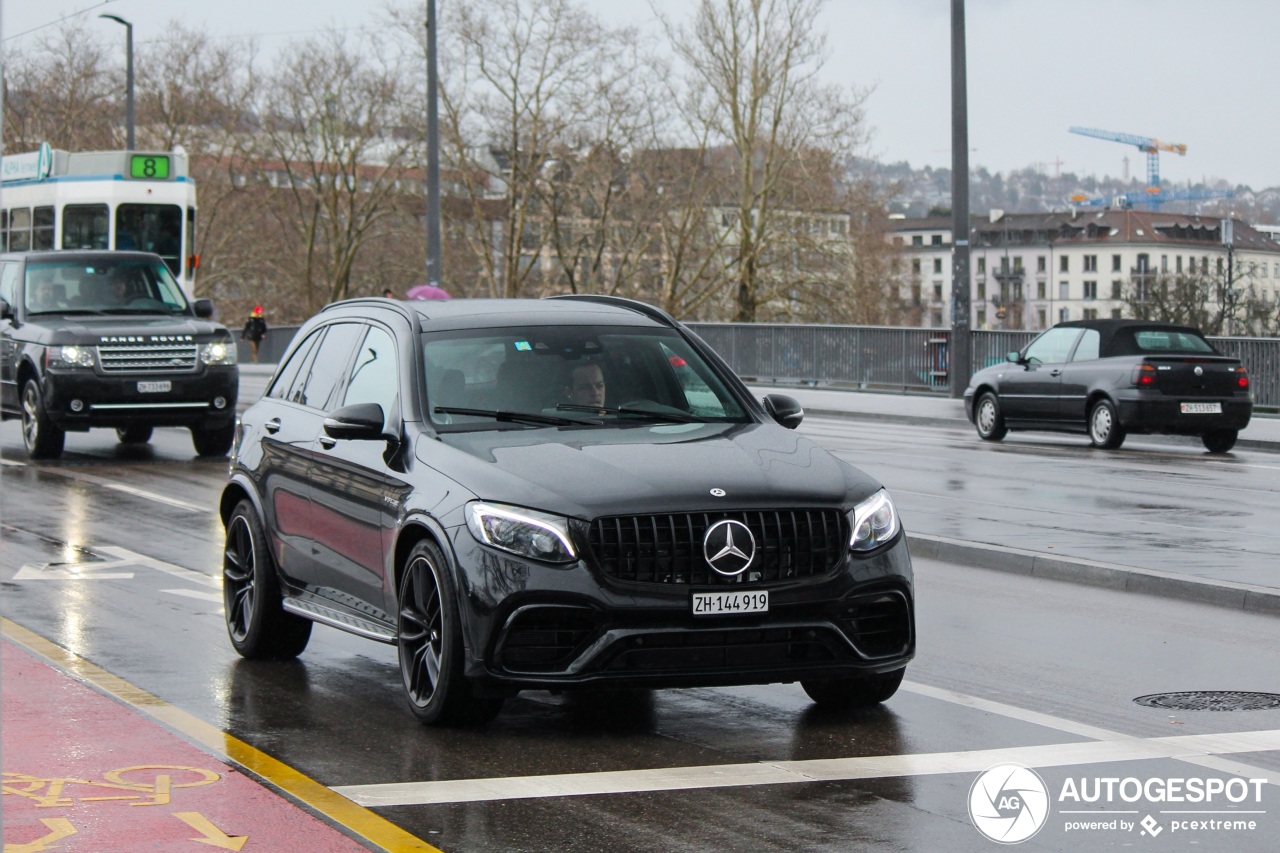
[33,207,55,250]
[117,203,182,276]
[9,208,31,252]
[1,210,7,251]
[63,205,109,249]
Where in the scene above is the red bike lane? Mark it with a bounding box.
[1,627,439,853]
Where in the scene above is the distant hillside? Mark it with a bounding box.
[855,158,1280,225]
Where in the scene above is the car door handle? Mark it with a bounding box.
[264,418,282,434]
[1049,369,1061,377]
[319,436,337,449]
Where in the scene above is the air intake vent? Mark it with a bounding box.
[497,607,597,673]
[842,589,912,658]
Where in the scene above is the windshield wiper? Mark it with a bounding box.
[556,403,698,423]
[433,405,591,427]
[26,308,109,316]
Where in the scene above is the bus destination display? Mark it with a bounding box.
[129,155,171,180]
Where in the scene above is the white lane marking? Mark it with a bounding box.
[97,546,219,587]
[0,458,24,467]
[11,546,217,588]
[332,727,1280,807]
[57,469,207,511]
[162,588,223,603]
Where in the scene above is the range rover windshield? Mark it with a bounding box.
[24,258,191,316]
[422,324,750,430]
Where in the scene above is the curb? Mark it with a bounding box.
[907,531,1280,616]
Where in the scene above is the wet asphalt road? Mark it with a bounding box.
[2,411,1280,852]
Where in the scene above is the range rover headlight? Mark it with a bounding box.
[466,501,577,563]
[200,340,237,366]
[48,345,95,368]
[849,488,900,552]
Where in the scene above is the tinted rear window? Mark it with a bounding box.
[1130,329,1215,354]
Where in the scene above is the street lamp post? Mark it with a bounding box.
[424,0,442,288]
[100,14,135,150]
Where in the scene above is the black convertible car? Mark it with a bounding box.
[964,319,1252,452]
[221,296,914,725]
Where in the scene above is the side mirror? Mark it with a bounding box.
[192,298,215,319]
[1006,350,1024,364]
[323,403,386,441]
[0,297,12,321]
[762,393,804,430]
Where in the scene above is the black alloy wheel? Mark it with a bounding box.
[1088,399,1126,449]
[974,392,1008,441]
[223,499,312,659]
[802,668,906,709]
[116,425,154,444]
[397,539,503,726]
[1202,429,1238,454]
[192,422,235,457]
[21,378,65,459]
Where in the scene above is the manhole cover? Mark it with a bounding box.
[1134,691,1280,711]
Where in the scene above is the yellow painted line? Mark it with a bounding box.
[2,618,441,853]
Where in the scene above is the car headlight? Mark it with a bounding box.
[48,345,96,368]
[849,488,900,552]
[200,340,237,366]
[466,501,577,563]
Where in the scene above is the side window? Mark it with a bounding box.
[267,330,322,400]
[295,323,363,411]
[1070,329,1100,362]
[0,262,18,307]
[341,326,399,410]
[1023,327,1082,364]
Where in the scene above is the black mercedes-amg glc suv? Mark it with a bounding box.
[220,295,914,725]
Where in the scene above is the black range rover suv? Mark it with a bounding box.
[0,250,239,459]
[221,296,914,725]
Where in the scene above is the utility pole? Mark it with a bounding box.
[425,0,443,287]
[949,0,971,398]
[100,15,135,150]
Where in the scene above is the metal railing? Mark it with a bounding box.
[248,322,1280,409]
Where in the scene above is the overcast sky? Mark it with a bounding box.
[6,0,1278,191]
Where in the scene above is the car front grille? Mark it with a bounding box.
[841,588,913,658]
[97,341,199,373]
[586,509,846,586]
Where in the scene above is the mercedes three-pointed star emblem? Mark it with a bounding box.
[703,519,756,576]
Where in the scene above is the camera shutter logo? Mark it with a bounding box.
[968,763,1050,844]
[703,519,755,576]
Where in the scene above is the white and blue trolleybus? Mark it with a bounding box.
[0,143,198,296]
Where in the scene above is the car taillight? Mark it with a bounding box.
[1235,366,1250,389]
[1131,364,1157,387]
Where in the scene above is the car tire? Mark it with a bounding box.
[1202,429,1238,454]
[116,425,153,444]
[802,667,906,709]
[192,422,235,457]
[397,539,503,726]
[1088,399,1126,449]
[21,378,65,460]
[223,499,312,659]
[974,392,1008,441]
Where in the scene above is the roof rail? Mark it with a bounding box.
[546,294,678,329]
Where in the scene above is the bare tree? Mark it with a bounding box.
[2,22,118,152]
[664,0,871,322]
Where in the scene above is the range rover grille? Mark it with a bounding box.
[97,342,199,373]
[587,509,846,585]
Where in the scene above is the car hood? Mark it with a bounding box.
[37,316,228,340]
[421,422,879,519]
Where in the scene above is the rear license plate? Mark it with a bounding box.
[137,381,172,393]
[692,590,768,616]
[1180,402,1222,414]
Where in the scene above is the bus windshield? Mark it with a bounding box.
[25,258,191,316]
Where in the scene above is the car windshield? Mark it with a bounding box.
[422,324,749,431]
[23,259,191,316]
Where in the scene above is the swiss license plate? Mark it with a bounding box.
[1180,402,1222,414]
[692,590,768,616]
[137,381,172,393]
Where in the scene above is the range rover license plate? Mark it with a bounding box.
[692,590,768,616]
[1180,402,1221,414]
[138,381,172,393]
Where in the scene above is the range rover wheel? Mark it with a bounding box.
[1202,429,1238,454]
[1088,399,1126,449]
[802,668,906,709]
[223,499,312,659]
[21,378,65,460]
[398,539,503,726]
[974,392,1007,441]
[192,422,235,457]
[116,425,153,444]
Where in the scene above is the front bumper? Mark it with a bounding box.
[449,529,916,694]
[41,366,239,431]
